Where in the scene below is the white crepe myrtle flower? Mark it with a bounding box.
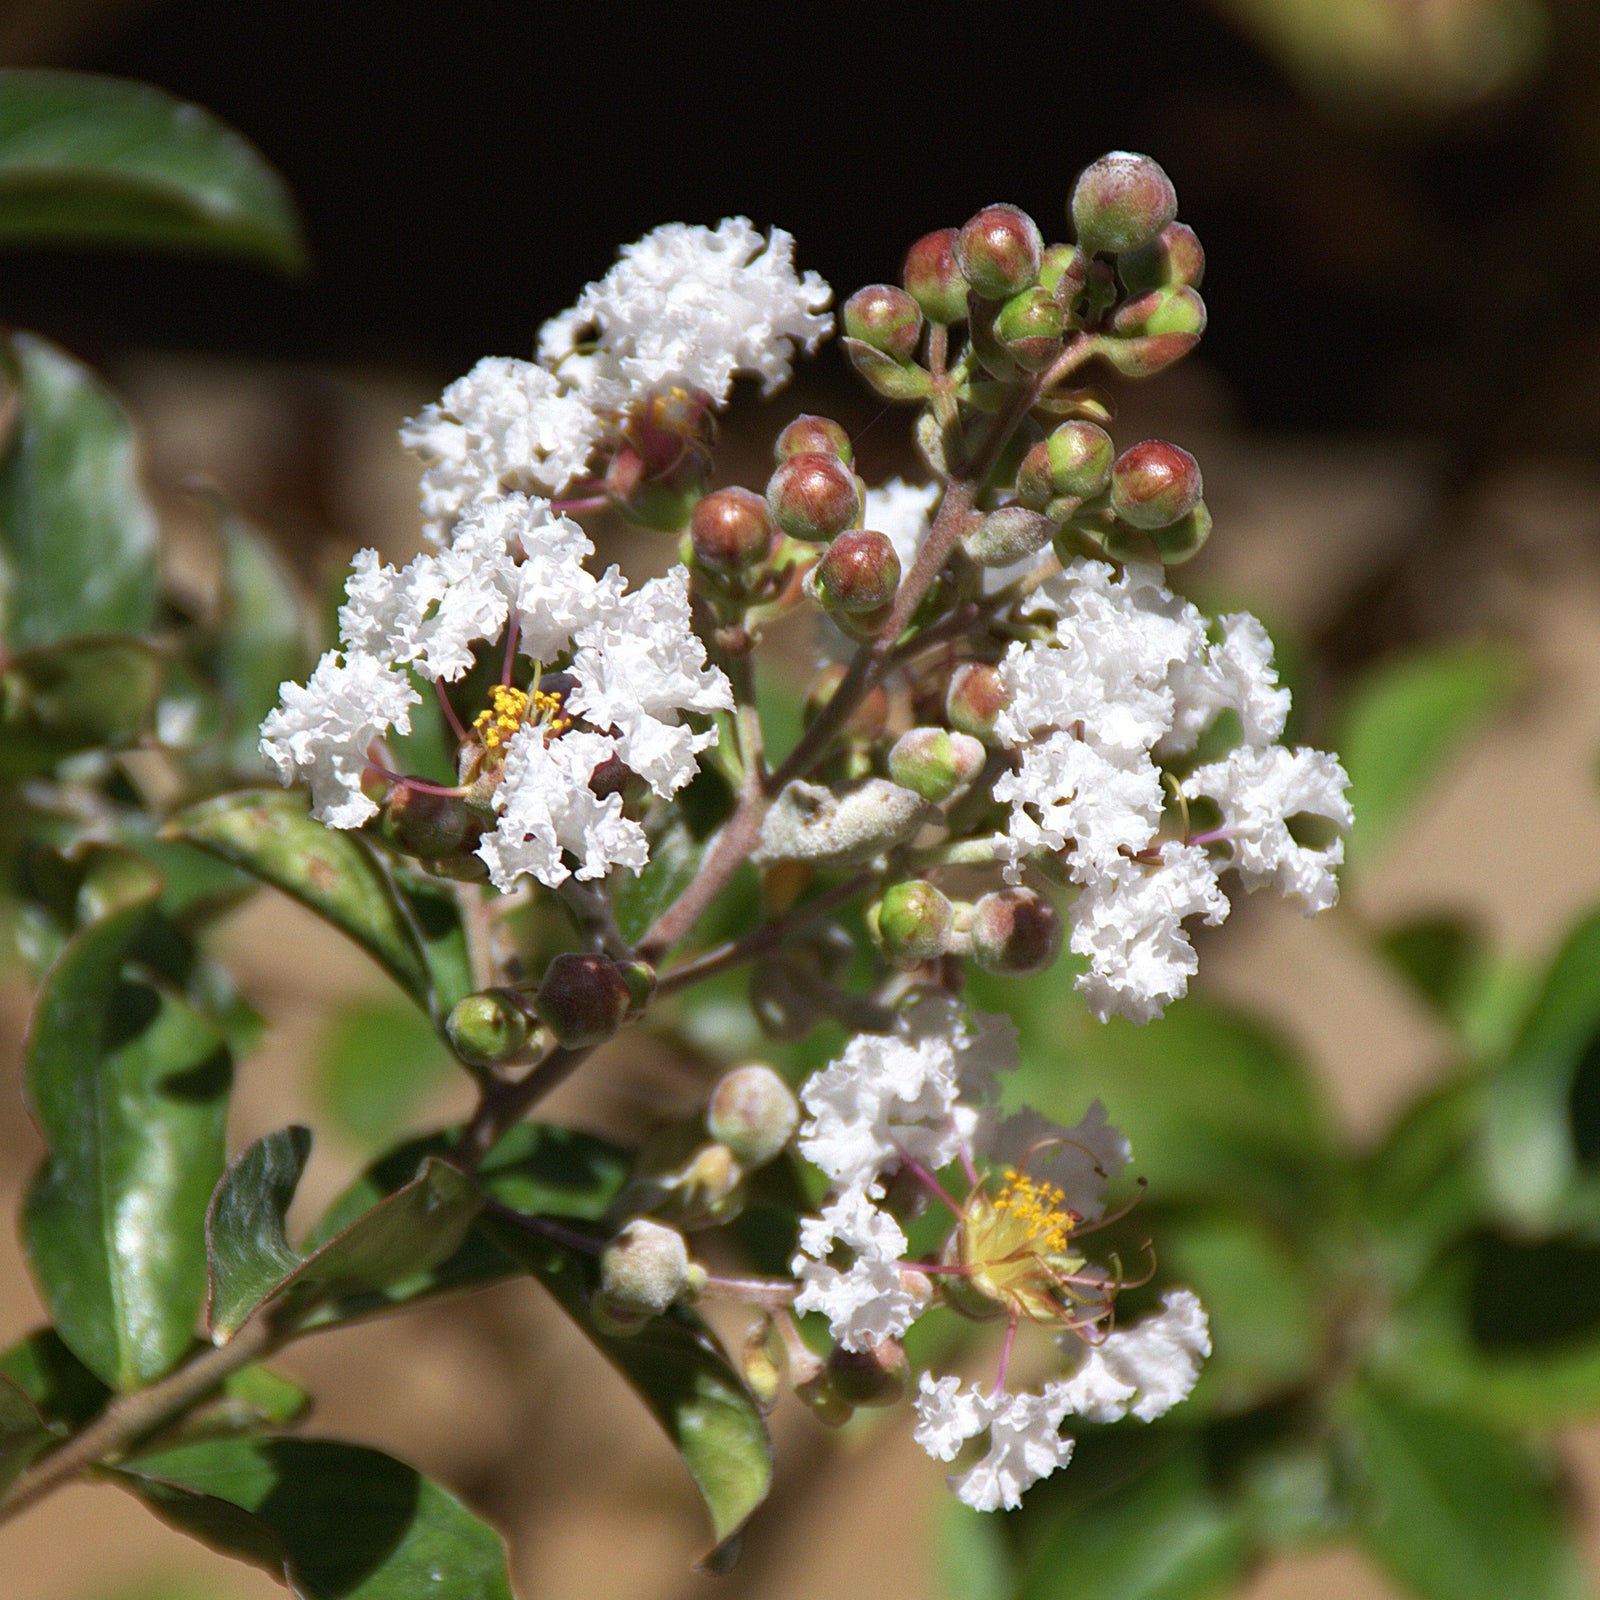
[1053,1289,1212,1423]
[791,1186,929,1351]
[539,217,832,412]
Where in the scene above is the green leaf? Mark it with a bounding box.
[205,1127,481,1339]
[0,1374,50,1494]
[23,898,232,1389]
[315,997,452,1150]
[1337,641,1519,873]
[0,634,163,773]
[613,810,706,947]
[1345,1380,1588,1600]
[112,1436,512,1599]
[0,71,303,268]
[0,1327,112,1430]
[0,332,159,648]
[484,1215,771,1568]
[166,789,462,1026]
[938,1500,1014,1600]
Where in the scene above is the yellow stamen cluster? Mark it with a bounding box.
[992,1170,1079,1255]
[473,685,531,752]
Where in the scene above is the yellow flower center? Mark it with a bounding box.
[471,685,570,754]
[954,1169,1088,1326]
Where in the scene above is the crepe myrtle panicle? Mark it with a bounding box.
[247,151,1350,1532]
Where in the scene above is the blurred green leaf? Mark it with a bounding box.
[484,1214,771,1570]
[614,810,706,947]
[1345,1380,1587,1600]
[23,897,231,1389]
[315,997,452,1150]
[1336,641,1519,873]
[0,71,303,268]
[167,789,464,1026]
[0,332,159,649]
[938,1500,1014,1600]
[0,635,162,772]
[113,1436,512,1599]
[0,1374,50,1494]
[0,1327,111,1431]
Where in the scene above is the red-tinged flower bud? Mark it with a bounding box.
[1150,500,1212,565]
[1071,151,1178,256]
[994,286,1065,371]
[767,451,861,543]
[690,486,774,574]
[775,414,853,465]
[445,988,532,1067]
[1016,420,1115,511]
[808,530,900,614]
[875,879,955,967]
[707,1063,799,1168]
[1119,221,1205,294]
[902,227,967,324]
[1101,287,1206,377]
[598,1218,692,1322]
[1111,440,1203,529]
[843,285,923,363]
[888,726,986,802]
[955,204,1044,300]
[946,661,1010,743]
[826,1340,908,1408]
[970,887,1063,976]
[961,505,1056,568]
[379,781,481,861]
[533,952,633,1047]
[804,663,889,741]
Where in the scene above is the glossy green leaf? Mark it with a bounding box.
[0,634,162,772]
[937,1501,1014,1600]
[1337,641,1519,873]
[113,1436,512,1599]
[0,1327,111,1431]
[0,71,303,268]
[1346,1381,1587,1600]
[484,1215,770,1568]
[315,997,452,1150]
[166,789,461,1025]
[206,1126,481,1339]
[23,899,232,1388]
[0,332,159,648]
[0,1375,50,1494]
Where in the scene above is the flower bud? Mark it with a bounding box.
[707,1063,799,1168]
[994,286,1065,371]
[533,952,633,1048]
[796,1370,854,1428]
[1110,441,1203,529]
[446,989,532,1067]
[775,414,853,465]
[843,285,923,363]
[1039,242,1085,296]
[808,530,900,615]
[739,1319,785,1413]
[955,204,1044,300]
[672,1142,746,1228]
[1150,500,1212,565]
[604,443,704,532]
[1101,287,1206,376]
[767,452,861,543]
[888,726,986,803]
[379,782,481,861]
[624,385,716,476]
[804,665,888,741]
[902,227,967,324]
[1071,151,1178,256]
[1015,420,1115,512]
[754,778,937,869]
[961,505,1056,568]
[599,1218,692,1320]
[1119,221,1205,294]
[875,879,955,967]
[970,887,1063,976]
[826,1339,908,1408]
[689,486,774,574]
[945,662,1010,743]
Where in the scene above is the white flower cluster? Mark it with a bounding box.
[790,1001,1209,1512]
[404,219,831,542]
[995,557,1352,1023]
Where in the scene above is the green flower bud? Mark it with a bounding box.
[1071,151,1178,256]
[826,1339,908,1408]
[808,530,900,615]
[690,486,774,574]
[1015,420,1115,511]
[533,952,633,1048]
[902,227,968,324]
[767,452,862,543]
[970,887,1063,976]
[955,204,1044,299]
[599,1218,692,1319]
[888,726,986,802]
[796,1370,854,1428]
[841,338,933,402]
[379,782,481,861]
[876,879,955,967]
[446,989,532,1067]
[775,414,853,465]
[945,661,1010,743]
[707,1063,799,1168]
[1119,221,1205,294]
[1150,500,1212,565]
[843,284,923,363]
[961,505,1056,568]
[1101,286,1206,377]
[994,286,1065,371]
[755,778,937,869]
[1110,440,1203,529]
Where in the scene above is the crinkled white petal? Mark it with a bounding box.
[914,1377,1076,1511]
[1181,745,1352,914]
[540,218,832,411]
[791,1187,926,1350]
[1070,842,1229,1024]
[863,476,941,578]
[1164,611,1290,756]
[913,1372,995,1461]
[259,651,419,829]
[1056,1289,1211,1422]
[978,1099,1131,1222]
[477,727,647,891]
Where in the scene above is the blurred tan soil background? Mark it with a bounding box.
[3,0,1600,1596]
